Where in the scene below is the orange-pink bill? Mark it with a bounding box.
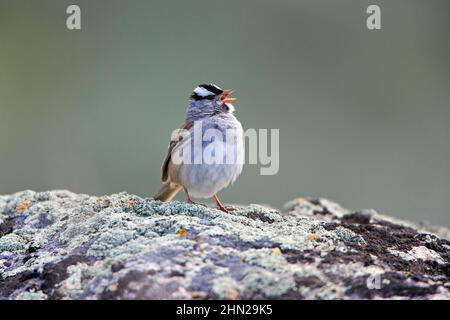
[220,89,237,103]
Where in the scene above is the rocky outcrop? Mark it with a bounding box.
[0,190,449,300]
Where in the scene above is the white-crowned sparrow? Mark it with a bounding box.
[153,83,244,212]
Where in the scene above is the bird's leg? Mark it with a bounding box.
[183,188,206,207]
[213,194,230,213]
[183,187,194,204]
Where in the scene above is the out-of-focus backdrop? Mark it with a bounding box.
[1,0,449,226]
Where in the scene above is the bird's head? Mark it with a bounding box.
[186,84,237,122]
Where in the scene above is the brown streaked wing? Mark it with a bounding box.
[161,122,192,182]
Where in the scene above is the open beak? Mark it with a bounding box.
[220,89,237,103]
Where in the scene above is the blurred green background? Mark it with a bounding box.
[1,0,449,226]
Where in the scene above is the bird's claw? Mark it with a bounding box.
[186,200,207,207]
[216,205,236,213]
[217,206,229,213]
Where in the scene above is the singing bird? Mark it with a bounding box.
[153,84,244,212]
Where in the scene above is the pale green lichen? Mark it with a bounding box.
[242,248,288,272]
[334,226,366,244]
[0,234,27,253]
[88,229,139,258]
[388,248,416,262]
[15,290,48,300]
[212,276,243,299]
[241,268,295,298]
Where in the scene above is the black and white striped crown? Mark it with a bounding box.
[190,84,223,100]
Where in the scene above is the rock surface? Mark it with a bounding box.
[0,190,449,300]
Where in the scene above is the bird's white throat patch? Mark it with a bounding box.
[224,103,235,113]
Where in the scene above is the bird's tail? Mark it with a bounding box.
[153,183,182,202]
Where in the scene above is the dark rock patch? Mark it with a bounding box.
[0,217,16,237]
[0,270,40,298]
[0,254,95,299]
[345,272,439,299]
[282,249,318,264]
[275,289,304,300]
[40,255,91,299]
[294,275,325,289]
[246,212,275,224]
[320,249,374,267]
[322,222,339,231]
[342,212,371,225]
[100,270,172,300]
[343,222,421,253]
[34,214,54,229]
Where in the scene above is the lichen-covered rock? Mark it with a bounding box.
[0,191,449,300]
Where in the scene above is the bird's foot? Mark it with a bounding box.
[212,194,234,213]
[216,204,229,213]
[186,199,207,207]
[216,204,236,213]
